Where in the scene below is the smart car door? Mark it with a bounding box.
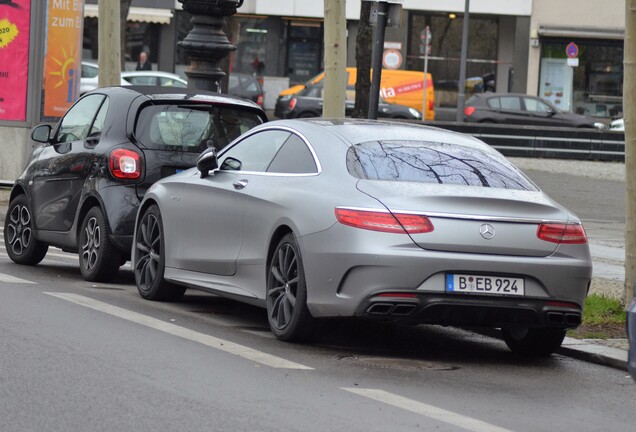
[30,94,107,232]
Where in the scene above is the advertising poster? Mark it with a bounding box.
[44,0,84,118]
[539,58,573,112]
[0,0,31,121]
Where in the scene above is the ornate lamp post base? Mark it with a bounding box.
[178,0,244,92]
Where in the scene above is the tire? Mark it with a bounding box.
[4,195,48,265]
[133,205,186,301]
[501,327,566,356]
[79,206,122,282]
[266,233,315,342]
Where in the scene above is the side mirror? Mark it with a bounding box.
[197,148,218,178]
[31,124,52,144]
[546,108,556,117]
[220,157,242,171]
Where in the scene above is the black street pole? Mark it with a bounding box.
[368,0,388,119]
[178,0,244,92]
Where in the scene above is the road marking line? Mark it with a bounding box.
[0,272,37,284]
[45,292,313,370]
[341,388,513,432]
[0,245,78,260]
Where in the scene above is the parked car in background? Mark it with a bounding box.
[277,67,435,120]
[4,86,266,282]
[609,118,624,131]
[464,93,605,129]
[228,73,264,108]
[80,61,188,95]
[274,84,421,120]
[132,118,591,355]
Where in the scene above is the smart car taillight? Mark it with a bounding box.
[335,208,434,234]
[537,223,587,244]
[464,106,475,116]
[288,97,297,111]
[257,93,264,107]
[109,148,142,179]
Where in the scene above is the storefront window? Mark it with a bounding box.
[285,20,323,85]
[540,39,623,118]
[231,16,269,76]
[406,13,499,108]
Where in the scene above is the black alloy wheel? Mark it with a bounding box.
[134,205,185,301]
[4,195,48,265]
[79,207,122,282]
[266,233,314,341]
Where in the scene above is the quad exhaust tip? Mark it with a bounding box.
[367,302,417,316]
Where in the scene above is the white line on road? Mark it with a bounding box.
[45,292,313,370]
[0,272,37,284]
[342,388,513,432]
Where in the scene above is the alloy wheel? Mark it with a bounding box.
[81,217,101,271]
[267,243,299,330]
[135,212,161,290]
[6,204,32,256]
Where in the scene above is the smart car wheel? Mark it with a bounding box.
[4,195,48,265]
[134,205,185,301]
[501,327,566,356]
[266,233,314,342]
[79,206,122,282]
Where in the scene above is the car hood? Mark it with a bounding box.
[357,180,572,257]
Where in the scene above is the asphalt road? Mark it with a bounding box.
[0,165,634,431]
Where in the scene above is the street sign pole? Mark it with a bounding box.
[421,26,431,120]
[456,0,470,122]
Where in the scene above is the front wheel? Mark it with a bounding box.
[4,195,48,265]
[79,207,122,282]
[134,205,185,301]
[501,327,566,356]
[266,233,315,342]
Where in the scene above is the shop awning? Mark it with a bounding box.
[537,26,624,40]
[84,5,173,25]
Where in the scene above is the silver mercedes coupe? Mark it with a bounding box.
[132,119,592,356]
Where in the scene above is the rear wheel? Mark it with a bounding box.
[134,205,185,301]
[266,233,315,341]
[79,207,122,282]
[501,327,566,356]
[4,195,48,265]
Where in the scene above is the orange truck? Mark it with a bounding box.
[278,67,435,121]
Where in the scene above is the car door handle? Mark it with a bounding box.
[233,179,248,190]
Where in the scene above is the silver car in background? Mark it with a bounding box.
[132,119,592,356]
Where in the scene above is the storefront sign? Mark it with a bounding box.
[44,0,84,118]
[0,0,31,121]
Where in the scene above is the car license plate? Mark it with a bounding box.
[446,274,524,296]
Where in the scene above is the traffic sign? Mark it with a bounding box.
[566,42,579,59]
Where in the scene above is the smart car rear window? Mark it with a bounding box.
[135,104,263,153]
[346,140,537,190]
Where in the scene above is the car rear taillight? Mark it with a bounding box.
[109,148,142,180]
[335,208,434,234]
[288,98,297,111]
[257,93,264,107]
[537,223,587,244]
[464,106,475,116]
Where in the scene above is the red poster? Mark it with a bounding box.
[0,0,31,121]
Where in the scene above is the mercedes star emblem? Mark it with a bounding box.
[480,224,495,240]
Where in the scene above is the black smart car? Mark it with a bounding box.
[4,86,267,281]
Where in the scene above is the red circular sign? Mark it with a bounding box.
[566,42,579,59]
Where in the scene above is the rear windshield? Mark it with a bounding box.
[346,140,537,191]
[135,104,263,153]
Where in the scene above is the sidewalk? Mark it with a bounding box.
[0,175,630,371]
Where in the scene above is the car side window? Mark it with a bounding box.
[267,134,318,174]
[524,97,551,113]
[56,94,105,143]
[90,97,110,136]
[160,77,186,88]
[126,76,157,86]
[220,130,291,172]
[486,97,500,109]
[499,97,521,111]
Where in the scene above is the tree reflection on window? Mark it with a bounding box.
[346,140,537,191]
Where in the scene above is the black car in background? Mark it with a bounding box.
[274,84,422,120]
[228,73,265,108]
[463,93,603,128]
[4,86,266,282]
